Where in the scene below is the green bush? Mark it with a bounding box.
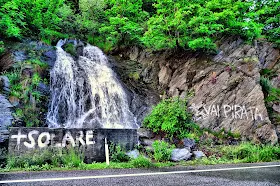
[152,140,174,162]
[143,97,198,139]
[110,144,130,163]
[130,155,153,168]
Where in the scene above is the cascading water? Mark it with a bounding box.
[47,39,137,129]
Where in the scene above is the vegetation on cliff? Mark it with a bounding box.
[0,0,279,53]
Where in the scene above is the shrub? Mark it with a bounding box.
[260,76,273,94]
[110,144,130,163]
[131,156,153,168]
[143,97,198,139]
[152,140,174,162]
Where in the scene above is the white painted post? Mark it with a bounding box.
[105,138,110,165]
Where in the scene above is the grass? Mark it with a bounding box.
[2,142,280,173]
[0,161,174,173]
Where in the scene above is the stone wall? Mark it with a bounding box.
[8,127,137,163]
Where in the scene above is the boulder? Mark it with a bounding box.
[193,151,205,159]
[183,138,196,150]
[141,139,154,146]
[137,128,154,139]
[126,149,140,159]
[171,148,192,161]
[188,46,278,143]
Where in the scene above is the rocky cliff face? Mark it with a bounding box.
[120,37,280,144]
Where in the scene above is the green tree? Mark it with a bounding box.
[142,0,263,52]
[0,0,67,43]
[97,0,149,50]
[254,0,280,45]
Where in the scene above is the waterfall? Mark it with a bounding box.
[47,40,137,129]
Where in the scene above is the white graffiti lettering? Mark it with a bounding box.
[23,130,39,148]
[11,130,96,149]
[190,104,264,121]
[38,132,51,148]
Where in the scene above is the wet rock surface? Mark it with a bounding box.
[109,56,160,126]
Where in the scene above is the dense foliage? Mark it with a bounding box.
[143,97,201,139]
[3,58,48,127]
[0,0,279,51]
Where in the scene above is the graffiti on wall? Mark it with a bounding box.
[11,129,96,149]
[190,104,263,121]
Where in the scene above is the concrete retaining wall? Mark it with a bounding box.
[8,127,137,163]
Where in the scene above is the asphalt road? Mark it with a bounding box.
[1,162,280,186]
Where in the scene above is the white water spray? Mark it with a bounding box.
[47,40,137,129]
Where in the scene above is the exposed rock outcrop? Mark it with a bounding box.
[0,94,13,142]
[121,38,280,144]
